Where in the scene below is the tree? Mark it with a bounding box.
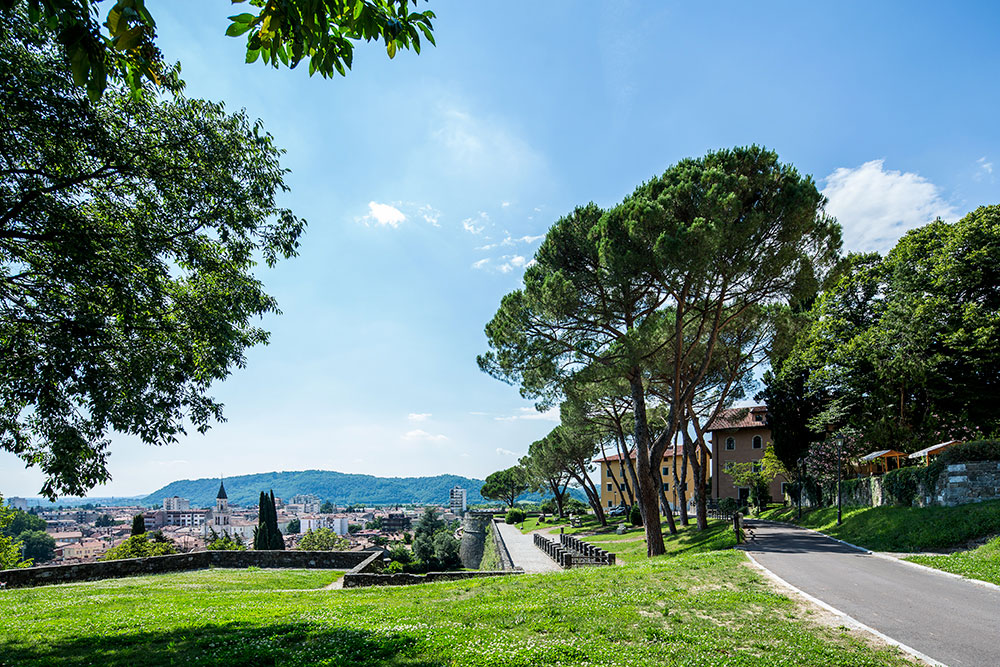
[18,530,55,562]
[253,490,284,550]
[101,534,176,560]
[413,507,443,539]
[432,531,461,569]
[94,514,116,528]
[724,447,788,511]
[520,441,571,518]
[206,528,246,551]
[480,147,839,555]
[536,421,607,525]
[0,24,306,498]
[2,0,437,100]
[0,494,31,568]
[286,518,301,534]
[320,501,335,513]
[130,515,146,536]
[298,528,349,551]
[480,466,529,508]
[2,509,45,536]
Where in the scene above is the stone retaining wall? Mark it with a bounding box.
[935,461,1000,506]
[459,515,491,569]
[490,519,516,571]
[0,550,374,589]
[342,569,519,588]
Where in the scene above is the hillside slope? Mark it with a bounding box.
[143,470,571,507]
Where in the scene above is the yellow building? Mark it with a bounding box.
[595,445,708,512]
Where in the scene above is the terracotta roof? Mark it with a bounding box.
[705,406,768,431]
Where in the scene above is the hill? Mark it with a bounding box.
[142,470,569,508]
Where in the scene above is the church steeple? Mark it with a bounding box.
[214,479,230,527]
[217,480,227,500]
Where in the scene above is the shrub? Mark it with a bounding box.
[384,561,404,573]
[717,498,738,515]
[505,508,526,525]
[629,504,642,526]
[936,440,1000,465]
[883,466,922,506]
[101,535,177,561]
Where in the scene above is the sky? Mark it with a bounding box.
[3,1,999,498]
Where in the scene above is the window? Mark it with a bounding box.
[752,435,763,449]
[662,482,669,492]
[724,461,735,472]
[607,468,613,478]
[726,437,735,450]
[662,466,668,476]
[608,499,613,507]
[781,482,790,497]
[607,483,613,492]
[754,413,765,422]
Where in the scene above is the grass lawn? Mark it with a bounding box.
[583,519,737,562]
[518,514,626,535]
[0,557,915,666]
[757,500,1000,552]
[906,535,1000,586]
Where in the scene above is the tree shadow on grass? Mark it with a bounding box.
[0,621,446,667]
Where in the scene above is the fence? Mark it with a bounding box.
[532,533,615,569]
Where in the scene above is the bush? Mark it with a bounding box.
[101,534,177,561]
[718,498,738,515]
[629,504,642,526]
[384,560,404,573]
[936,440,1000,465]
[505,508,526,525]
[883,466,922,506]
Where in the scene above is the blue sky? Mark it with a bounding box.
[3,1,999,498]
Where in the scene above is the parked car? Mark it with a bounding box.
[606,504,628,517]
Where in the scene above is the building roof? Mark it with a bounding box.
[705,406,768,431]
[217,481,227,500]
[909,440,961,459]
[860,449,907,462]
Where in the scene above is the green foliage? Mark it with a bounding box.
[779,207,1000,455]
[383,560,404,573]
[1,0,436,100]
[2,509,46,537]
[297,528,349,551]
[253,490,284,550]
[286,518,300,534]
[0,496,31,569]
[882,467,922,506]
[480,466,529,508]
[760,500,1000,552]
[936,440,1000,465]
[0,25,305,498]
[629,504,642,527]
[101,534,177,561]
[18,530,55,563]
[130,515,146,536]
[717,498,738,515]
[387,544,412,564]
[504,508,526,525]
[908,535,1000,586]
[94,514,116,528]
[319,500,335,513]
[432,532,461,570]
[206,529,246,551]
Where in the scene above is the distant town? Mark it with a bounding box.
[5,484,471,565]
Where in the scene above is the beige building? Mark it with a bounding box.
[595,444,708,513]
[708,405,787,504]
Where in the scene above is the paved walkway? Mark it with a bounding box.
[744,521,1000,667]
[493,522,562,573]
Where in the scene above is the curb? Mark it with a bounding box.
[750,518,1000,593]
[742,551,944,667]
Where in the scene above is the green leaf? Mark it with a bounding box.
[228,13,255,24]
[245,48,260,64]
[226,22,252,37]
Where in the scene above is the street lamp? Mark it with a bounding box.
[836,436,844,526]
[796,457,805,520]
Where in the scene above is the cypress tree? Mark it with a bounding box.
[131,514,146,536]
[269,489,284,550]
[253,491,269,550]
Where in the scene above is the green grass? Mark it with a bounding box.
[583,519,737,561]
[758,500,1000,552]
[0,556,914,666]
[906,535,1000,585]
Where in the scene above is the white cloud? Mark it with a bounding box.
[495,407,560,422]
[498,262,514,274]
[525,258,538,269]
[822,160,956,253]
[403,429,448,442]
[978,157,994,175]
[496,447,518,456]
[463,211,489,234]
[418,204,441,227]
[471,258,490,270]
[475,242,499,251]
[501,201,511,208]
[510,255,526,267]
[407,413,431,422]
[361,201,407,228]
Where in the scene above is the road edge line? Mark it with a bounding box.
[742,550,945,667]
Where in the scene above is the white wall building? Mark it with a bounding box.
[449,486,467,515]
[163,496,190,511]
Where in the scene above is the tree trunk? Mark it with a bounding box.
[570,461,607,526]
[674,431,689,526]
[629,372,667,555]
[682,429,709,530]
[547,478,565,517]
[615,425,640,507]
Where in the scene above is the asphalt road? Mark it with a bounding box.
[744,521,1000,667]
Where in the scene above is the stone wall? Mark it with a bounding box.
[490,519,516,571]
[934,461,1000,506]
[459,514,491,569]
[0,550,374,589]
[342,569,519,588]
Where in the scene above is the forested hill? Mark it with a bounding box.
[144,470,502,508]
